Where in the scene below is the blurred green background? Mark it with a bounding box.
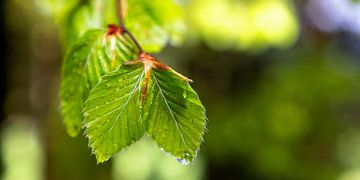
[1,0,360,179]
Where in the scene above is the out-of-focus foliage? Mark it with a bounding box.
[204,47,360,179]
[124,0,185,52]
[36,0,298,52]
[1,118,44,180]
[188,0,299,51]
[36,0,185,52]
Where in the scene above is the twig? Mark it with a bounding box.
[116,0,144,53]
[116,0,125,27]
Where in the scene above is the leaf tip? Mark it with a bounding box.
[94,152,110,164]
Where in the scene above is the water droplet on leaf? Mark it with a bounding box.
[177,158,190,165]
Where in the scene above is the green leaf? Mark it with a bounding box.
[60,29,102,137]
[143,68,206,164]
[83,65,146,163]
[60,28,138,137]
[83,54,206,164]
[41,0,185,51]
[125,0,186,52]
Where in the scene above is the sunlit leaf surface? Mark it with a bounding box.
[83,54,206,164]
[83,65,146,163]
[144,68,206,164]
[60,28,138,137]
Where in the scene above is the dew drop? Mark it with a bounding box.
[176,158,190,165]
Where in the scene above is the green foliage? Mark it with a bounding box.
[143,68,206,164]
[59,0,205,165]
[82,55,206,163]
[83,65,145,163]
[124,0,185,52]
[40,0,184,52]
[60,28,138,137]
[59,9,205,166]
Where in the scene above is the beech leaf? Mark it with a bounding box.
[60,27,138,137]
[83,65,146,163]
[83,53,206,164]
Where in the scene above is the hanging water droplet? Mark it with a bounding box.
[176,158,190,165]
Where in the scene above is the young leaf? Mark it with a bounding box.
[60,29,102,137]
[83,65,146,163]
[83,53,206,164]
[125,0,186,52]
[60,26,138,137]
[46,0,185,51]
[144,68,206,165]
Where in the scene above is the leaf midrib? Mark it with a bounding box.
[89,68,145,152]
[152,73,191,152]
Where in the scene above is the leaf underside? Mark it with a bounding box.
[83,62,206,163]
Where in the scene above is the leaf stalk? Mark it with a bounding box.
[116,0,144,53]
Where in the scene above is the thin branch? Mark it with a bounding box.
[116,0,124,27]
[124,29,144,53]
[116,0,144,53]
